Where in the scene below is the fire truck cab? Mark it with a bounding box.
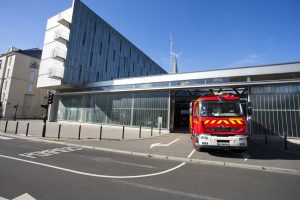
[189,93,247,152]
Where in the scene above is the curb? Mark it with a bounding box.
[1,133,300,176]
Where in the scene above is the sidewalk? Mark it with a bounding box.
[0,120,168,140]
[251,134,300,155]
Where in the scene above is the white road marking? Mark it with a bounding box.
[0,154,186,179]
[187,149,196,159]
[19,146,82,159]
[0,193,36,200]
[150,138,180,149]
[242,153,251,161]
[117,180,221,200]
[0,136,13,140]
[12,193,36,200]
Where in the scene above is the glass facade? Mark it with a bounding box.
[250,84,300,137]
[55,91,169,129]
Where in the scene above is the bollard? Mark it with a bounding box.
[4,120,8,133]
[15,122,19,134]
[139,126,141,138]
[265,132,268,145]
[26,123,29,136]
[58,124,61,139]
[284,134,288,150]
[99,125,102,140]
[159,124,161,135]
[122,126,125,140]
[78,125,81,140]
[151,125,153,137]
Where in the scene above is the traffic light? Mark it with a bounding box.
[48,91,55,104]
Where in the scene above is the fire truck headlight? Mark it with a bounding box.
[238,137,246,141]
[200,134,210,140]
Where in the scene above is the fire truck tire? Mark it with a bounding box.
[193,144,205,152]
[232,149,246,153]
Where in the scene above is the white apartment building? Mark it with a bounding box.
[0,47,48,119]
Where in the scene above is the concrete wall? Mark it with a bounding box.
[37,7,73,88]
[1,52,47,119]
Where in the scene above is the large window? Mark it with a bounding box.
[56,91,169,128]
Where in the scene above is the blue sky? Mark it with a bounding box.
[1,0,299,73]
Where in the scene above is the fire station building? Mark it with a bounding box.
[37,0,300,138]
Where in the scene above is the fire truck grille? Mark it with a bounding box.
[207,127,239,132]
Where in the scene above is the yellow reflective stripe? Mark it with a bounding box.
[204,120,210,124]
[236,119,243,124]
[217,120,230,124]
[210,120,217,124]
[229,119,236,124]
[223,120,230,124]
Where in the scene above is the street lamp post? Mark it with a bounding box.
[13,103,18,121]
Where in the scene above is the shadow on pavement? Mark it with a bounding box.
[208,136,300,161]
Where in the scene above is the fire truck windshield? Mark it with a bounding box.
[200,101,243,117]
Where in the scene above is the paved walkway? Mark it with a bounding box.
[0,120,168,140]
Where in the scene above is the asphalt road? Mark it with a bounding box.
[0,136,300,200]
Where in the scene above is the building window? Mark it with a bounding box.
[129,48,131,58]
[99,41,103,55]
[93,22,97,35]
[4,81,7,90]
[120,41,122,52]
[27,83,33,93]
[29,71,35,81]
[78,65,82,80]
[89,53,93,66]
[6,69,10,78]
[97,72,99,81]
[30,62,38,69]
[8,56,12,66]
[108,32,111,44]
[133,63,135,73]
[113,50,116,61]
[0,60,2,69]
[105,59,108,73]
[137,54,139,63]
[82,31,86,45]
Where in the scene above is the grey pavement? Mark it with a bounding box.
[1,138,300,200]
[1,120,300,174]
[0,120,168,140]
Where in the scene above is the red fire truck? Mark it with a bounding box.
[189,93,247,152]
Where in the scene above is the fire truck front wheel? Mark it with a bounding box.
[193,143,205,152]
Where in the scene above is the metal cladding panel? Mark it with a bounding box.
[63,0,166,86]
[250,83,300,138]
